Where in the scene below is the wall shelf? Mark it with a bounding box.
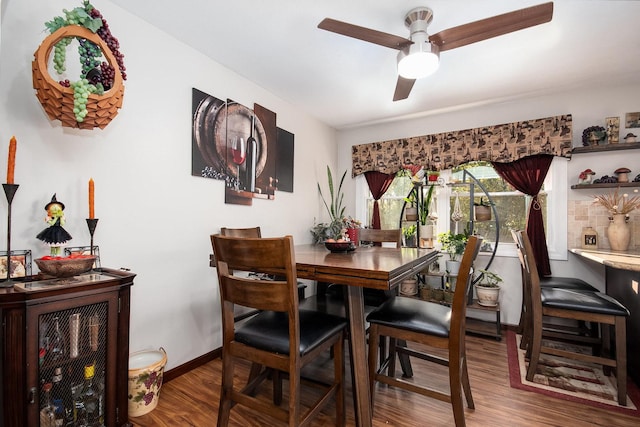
[570,182,640,190]
[572,143,640,154]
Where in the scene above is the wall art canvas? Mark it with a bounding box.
[605,117,620,144]
[192,88,295,206]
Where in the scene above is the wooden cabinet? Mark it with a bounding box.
[571,143,640,189]
[0,268,135,427]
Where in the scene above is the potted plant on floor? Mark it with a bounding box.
[474,269,502,307]
[437,230,469,276]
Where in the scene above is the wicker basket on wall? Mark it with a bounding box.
[32,25,125,130]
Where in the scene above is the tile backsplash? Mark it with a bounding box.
[568,200,639,250]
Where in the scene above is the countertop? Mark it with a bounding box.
[569,248,640,273]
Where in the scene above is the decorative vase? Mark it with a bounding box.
[607,214,631,251]
[346,228,359,246]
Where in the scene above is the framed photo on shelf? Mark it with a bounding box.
[64,246,101,268]
[0,250,32,278]
[606,117,620,144]
[625,112,640,128]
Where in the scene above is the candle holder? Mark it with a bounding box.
[2,183,19,287]
[86,218,98,252]
[86,218,99,270]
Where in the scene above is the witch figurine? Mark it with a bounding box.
[36,194,72,256]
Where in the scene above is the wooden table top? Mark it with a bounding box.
[293,244,439,290]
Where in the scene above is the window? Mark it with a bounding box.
[357,157,568,259]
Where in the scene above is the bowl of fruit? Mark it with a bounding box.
[324,239,356,253]
[34,254,97,278]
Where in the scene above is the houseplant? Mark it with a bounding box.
[473,197,493,221]
[403,224,417,247]
[419,184,436,248]
[437,230,469,275]
[474,269,502,307]
[311,166,347,243]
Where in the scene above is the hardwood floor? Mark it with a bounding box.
[130,333,638,426]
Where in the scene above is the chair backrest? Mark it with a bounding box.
[220,226,262,238]
[211,234,301,353]
[450,235,483,343]
[358,228,402,248]
[515,230,543,317]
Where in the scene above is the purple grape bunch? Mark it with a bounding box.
[89,7,127,89]
[142,391,155,406]
[144,371,158,389]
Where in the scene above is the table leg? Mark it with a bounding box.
[345,285,373,427]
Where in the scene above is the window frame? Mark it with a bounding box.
[355,157,568,261]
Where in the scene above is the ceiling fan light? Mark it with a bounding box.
[397,42,440,79]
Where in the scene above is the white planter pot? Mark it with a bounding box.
[445,260,461,276]
[419,225,434,248]
[400,278,418,296]
[475,284,500,307]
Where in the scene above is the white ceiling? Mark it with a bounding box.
[111,0,640,129]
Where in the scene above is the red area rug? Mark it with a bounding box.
[506,329,640,416]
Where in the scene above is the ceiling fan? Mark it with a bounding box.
[318,2,553,101]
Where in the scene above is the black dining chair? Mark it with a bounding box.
[516,229,630,406]
[511,229,599,351]
[211,234,347,426]
[366,235,482,427]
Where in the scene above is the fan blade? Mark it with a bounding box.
[429,2,553,52]
[318,18,412,50]
[393,76,416,101]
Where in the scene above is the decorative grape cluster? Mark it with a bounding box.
[44,1,126,123]
[592,175,618,184]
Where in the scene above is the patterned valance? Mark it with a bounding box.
[351,114,573,177]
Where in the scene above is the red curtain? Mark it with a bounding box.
[492,154,553,277]
[364,171,395,229]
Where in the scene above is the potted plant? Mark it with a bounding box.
[403,224,417,247]
[474,269,502,307]
[404,192,418,221]
[419,184,436,248]
[437,230,469,276]
[311,166,347,244]
[473,197,493,221]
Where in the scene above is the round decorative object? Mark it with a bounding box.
[607,214,631,251]
[32,25,124,129]
[34,255,96,278]
[128,348,167,417]
[324,241,356,253]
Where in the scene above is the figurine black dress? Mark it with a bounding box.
[36,194,72,255]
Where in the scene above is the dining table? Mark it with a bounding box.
[293,244,439,426]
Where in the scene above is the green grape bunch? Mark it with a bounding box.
[44,0,126,123]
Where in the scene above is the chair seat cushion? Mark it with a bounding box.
[366,296,451,338]
[540,276,598,291]
[541,288,630,317]
[235,310,347,356]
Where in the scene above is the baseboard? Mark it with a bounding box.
[163,347,222,383]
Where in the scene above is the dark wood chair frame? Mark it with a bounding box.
[516,229,629,406]
[367,235,482,427]
[211,234,346,426]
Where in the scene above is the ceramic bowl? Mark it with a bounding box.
[34,256,96,278]
[324,241,356,253]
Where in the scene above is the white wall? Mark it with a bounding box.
[0,0,337,369]
[337,82,640,326]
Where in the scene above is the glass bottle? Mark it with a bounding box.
[40,382,56,427]
[49,317,65,362]
[72,380,87,427]
[82,364,101,427]
[50,368,65,426]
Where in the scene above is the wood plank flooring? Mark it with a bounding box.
[130,333,638,426]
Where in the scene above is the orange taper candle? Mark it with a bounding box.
[89,178,95,219]
[6,136,16,184]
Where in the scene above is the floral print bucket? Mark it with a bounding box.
[128,347,167,417]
